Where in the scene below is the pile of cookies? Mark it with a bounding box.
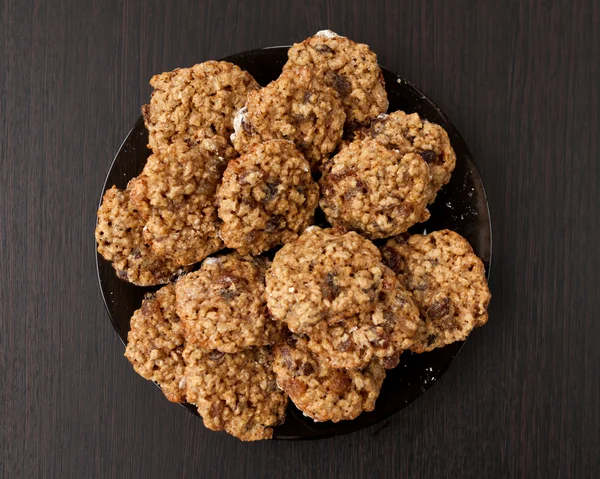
[96,30,491,441]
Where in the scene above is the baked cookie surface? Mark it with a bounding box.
[319,138,432,239]
[305,267,420,370]
[284,30,388,127]
[381,230,491,352]
[184,345,288,441]
[265,226,385,332]
[231,67,345,169]
[95,186,185,286]
[217,140,319,255]
[273,336,385,422]
[124,284,186,402]
[175,253,281,353]
[129,136,235,266]
[266,227,421,369]
[143,61,259,152]
[362,111,457,202]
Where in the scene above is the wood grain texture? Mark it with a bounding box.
[1,0,598,477]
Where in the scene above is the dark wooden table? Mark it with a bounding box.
[2,0,598,477]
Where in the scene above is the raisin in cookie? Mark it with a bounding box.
[319,138,432,239]
[143,61,259,152]
[362,111,457,202]
[175,253,282,353]
[273,336,385,422]
[95,186,185,286]
[231,67,345,169]
[124,284,186,402]
[129,136,235,266]
[284,30,388,127]
[184,345,288,441]
[217,140,319,255]
[381,230,491,353]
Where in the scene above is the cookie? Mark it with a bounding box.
[319,138,432,239]
[284,30,388,127]
[175,253,282,353]
[305,267,420,370]
[265,226,385,332]
[142,61,260,152]
[362,111,457,202]
[183,345,288,441]
[273,336,385,422]
[95,186,185,286]
[381,230,491,353]
[217,140,319,255]
[124,284,186,402]
[231,67,345,169]
[266,227,420,369]
[129,136,235,266]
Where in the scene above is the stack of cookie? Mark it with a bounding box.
[96,30,491,441]
[96,61,260,284]
[124,254,288,441]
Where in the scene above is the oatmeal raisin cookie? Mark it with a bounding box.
[124,284,186,402]
[217,140,319,255]
[143,61,259,151]
[184,345,287,441]
[381,230,490,352]
[231,67,345,169]
[95,186,185,285]
[319,138,432,239]
[175,253,282,353]
[273,336,385,422]
[284,30,388,127]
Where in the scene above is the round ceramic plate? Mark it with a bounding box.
[96,46,492,440]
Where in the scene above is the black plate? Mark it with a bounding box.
[96,46,492,440]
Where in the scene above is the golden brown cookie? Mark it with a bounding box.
[362,111,457,202]
[273,336,385,422]
[381,230,491,352]
[266,227,421,369]
[265,226,385,332]
[319,138,432,239]
[284,30,388,127]
[129,136,235,266]
[95,186,185,286]
[217,140,319,255]
[124,284,186,402]
[183,345,288,441]
[231,67,345,169]
[143,61,260,152]
[304,267,420,370]
[175,253,282,353]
